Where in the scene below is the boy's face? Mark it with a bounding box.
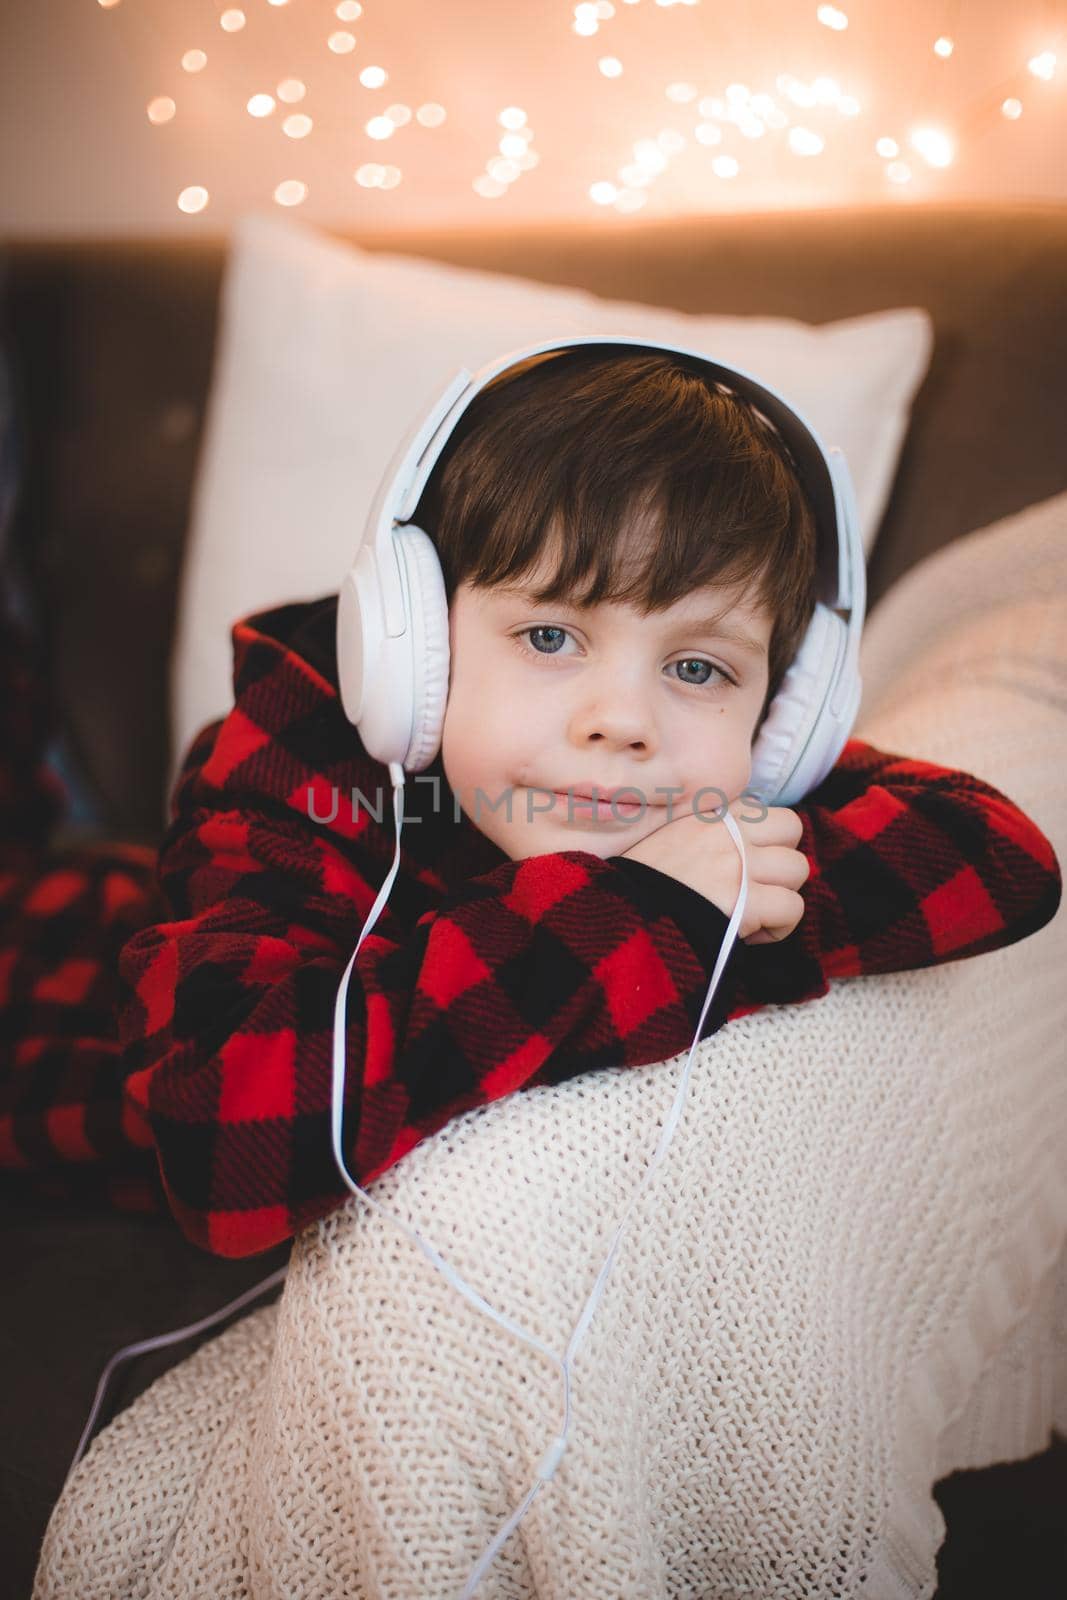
[440,546,774,863]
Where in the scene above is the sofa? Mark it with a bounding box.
[3,201,1066,1598]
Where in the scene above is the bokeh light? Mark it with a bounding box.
[177,185,208,212]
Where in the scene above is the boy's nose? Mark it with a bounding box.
[568,693,658,754]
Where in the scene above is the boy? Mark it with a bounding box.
[108,347,1061,1258]
[3,350,1060,1251]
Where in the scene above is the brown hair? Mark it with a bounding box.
[410,347,819,735]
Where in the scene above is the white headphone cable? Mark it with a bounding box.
[330,762,749,1598]
[63,1261,289,1490]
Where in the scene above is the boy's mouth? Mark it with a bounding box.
[546,785,646,821]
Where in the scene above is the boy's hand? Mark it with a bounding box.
[620,796,810,944]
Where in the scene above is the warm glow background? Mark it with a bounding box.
[1,0,1065,237]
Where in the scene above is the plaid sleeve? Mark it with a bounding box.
[115,602,738,1259]
[0,839,171,1215]
[722,737,1063,1020]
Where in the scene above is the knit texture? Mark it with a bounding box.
[33,491,1067,1599]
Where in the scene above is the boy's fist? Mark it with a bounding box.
[621,796,810,944]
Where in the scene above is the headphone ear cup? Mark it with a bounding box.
[393,523,450,772]
[749,602,847,806]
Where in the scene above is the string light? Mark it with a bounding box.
[632,137,667,171]
[788,126,824,155]
[910,126,955,167]
[355,162,400,188]
[476,108,538,198]
[782,80,817,107]
[100,3,1066,223]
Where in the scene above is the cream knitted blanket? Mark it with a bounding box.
[35,492,1067,1600]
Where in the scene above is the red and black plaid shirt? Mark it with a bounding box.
[3,595,1061,1255]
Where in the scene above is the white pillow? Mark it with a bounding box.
[168,210,933,809]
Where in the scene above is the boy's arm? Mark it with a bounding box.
[117,603,736,1260]
[720,738,1062,1021]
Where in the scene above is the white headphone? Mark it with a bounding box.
[327,337,867,1595]
[336,333,865,808]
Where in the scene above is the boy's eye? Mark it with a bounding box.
[674,657,725,687]
[524,625,569,655]
[514,627,734,688]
